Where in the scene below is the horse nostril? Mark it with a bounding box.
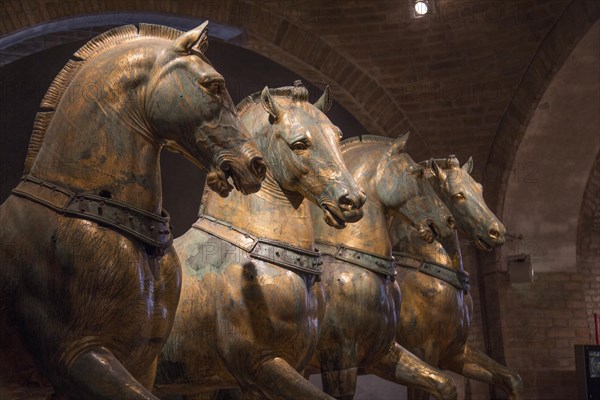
[447,217,456,229]
[338,194,358,211]
[250,156,266,180]
[489,229,500,240]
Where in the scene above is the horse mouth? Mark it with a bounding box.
[206,168,232,198]
[475,237,494,251]
[321,202,348,229]
[413,223,434,243]
[212,157,262,197]
[427,220,441,240]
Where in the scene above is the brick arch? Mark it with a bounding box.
[482,0,599,216]
[476,4,599,396]
[0,0,412,138]
[478,8,599,354]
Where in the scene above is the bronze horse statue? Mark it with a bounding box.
[305,134,458,400]
[391,155,523,400]
[153,82,366,400]
[0,23,265,400]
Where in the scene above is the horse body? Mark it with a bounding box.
[395,235,471,366]
[393,156,522,400]
[0,196,181,388]
[157,189,324,397]
[307,135,457,400]
[155,83,365,400]
[0,23,264,400]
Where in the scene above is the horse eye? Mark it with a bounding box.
[290,141,309,152]
[203,81,223,95]
[452,193,465,201]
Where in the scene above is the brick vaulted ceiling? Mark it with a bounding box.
[1,0,598,210]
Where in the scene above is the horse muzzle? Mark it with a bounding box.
[319,190,366,229]
[213,146,266,196]
[474,222,506,251]
[414,222,435,243]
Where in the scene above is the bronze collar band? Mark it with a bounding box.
[393,251,470,293]
[316,241,396,280]
[11,175,173,255]
[192,214,323,276]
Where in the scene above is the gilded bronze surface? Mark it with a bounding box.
[0,23,265,400]
[392,156,523,400]
[306,135,457,400]
[154,83,365,400]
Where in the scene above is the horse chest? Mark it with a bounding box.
[70,229,180,358]
[1,201,181,387]
[320,263,397,361]
[243,261,320,330]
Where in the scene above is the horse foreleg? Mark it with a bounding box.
[136,357,158,389]
[367,343,456,400]
[439,344,523,400]
[61,346,160,400]
[247,357,335,400]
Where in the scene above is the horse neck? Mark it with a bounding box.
[314,145,391,256]
[392,216,462,270]
[422,172,467,270]
[29,57,162,213]
[201,172,315,250]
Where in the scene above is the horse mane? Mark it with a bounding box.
[340,135,394,151]
[23,23,184,174]
[419,157,459,170]
[236,85,310,115]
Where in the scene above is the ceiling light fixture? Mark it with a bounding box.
[414,1,429,15]
[412,0,436,19]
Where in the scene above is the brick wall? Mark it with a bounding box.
[486,271,589,399]
[476,3,600,398]
[578,151,600,342]
[475,152,600,400]
[483,0,599,216]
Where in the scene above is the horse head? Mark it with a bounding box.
[144,22,266,195]
[238,82,365,228]
[425,155,506,250]
[376,133,454,243]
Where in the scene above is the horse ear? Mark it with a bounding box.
[260,86,283,122]
[314,85,332,113]
[462,156,474,175]
[173,21,209,54]
[430,158,448,188]
[389,131,410,154]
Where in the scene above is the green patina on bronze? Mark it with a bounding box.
[306,134,458,400]
[155,82,366,400]
[0,23,265,400]
[392,155,523,400]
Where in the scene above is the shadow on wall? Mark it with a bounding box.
[0,32,366,236]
